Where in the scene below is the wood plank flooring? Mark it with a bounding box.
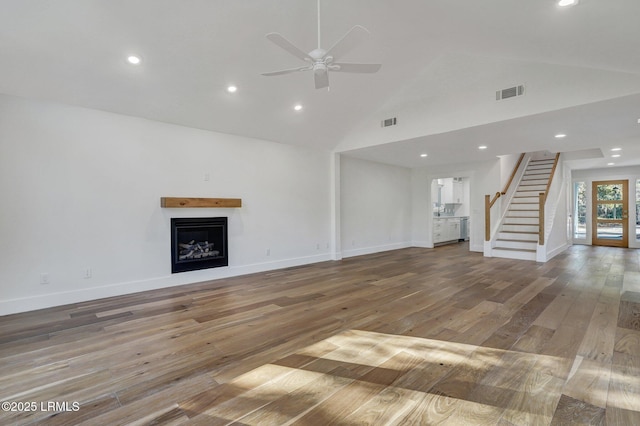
[1,244,639,425]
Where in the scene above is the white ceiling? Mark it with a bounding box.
[1,0,640,169]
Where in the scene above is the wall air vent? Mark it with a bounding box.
[496,84,525,101]
[381,117,397,127]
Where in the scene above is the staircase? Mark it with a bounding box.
[492,158,555,261]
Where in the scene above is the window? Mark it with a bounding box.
[574,182,586,239]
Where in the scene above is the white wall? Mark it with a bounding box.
[0,94,332,315]
[543,161,571,260]
[340,156,412,257]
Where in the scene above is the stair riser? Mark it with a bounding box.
[523,172,551,178]
[502,224,539,233]
[495,240,538,250]
[515,191,546,197]
[498,232,538,241]
[517,185,547,192]
[506,210,539,218]
[510,204,539,211]
[527,166,554,172]
[527,162,555,168]
[512,197,541,203]
[504,217,539,225]
[519,179,549,186]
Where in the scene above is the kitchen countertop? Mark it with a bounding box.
[433,216,469,219]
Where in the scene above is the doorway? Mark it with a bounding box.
[592,180,628,247]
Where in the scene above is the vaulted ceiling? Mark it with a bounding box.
[1,0,639,169]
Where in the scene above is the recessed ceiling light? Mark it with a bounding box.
[420,153,428,158]
[294,104,303,111]
[558,0,578,7]
[555,134,566,139]
[612,154,621,158]
[478,145,488,150]
[611,147,622,151]
[127,55,141,65]
[227,85,238,93]
[607,163,615,166]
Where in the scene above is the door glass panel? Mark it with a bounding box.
[596,222,623,240]
[574,182,586,239]
[636,179,640,241]
[596,184,623,201]
[596,203,623,220]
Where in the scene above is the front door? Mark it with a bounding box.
[592,180,629,247]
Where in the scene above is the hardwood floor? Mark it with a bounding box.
[1,244,639,425]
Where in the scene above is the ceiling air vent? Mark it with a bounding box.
[496,84,525,101]
[381,117,397,127]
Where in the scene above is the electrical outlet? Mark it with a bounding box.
[40,273,50,285]
[266,248,270,256]
[204,173,210,181]
[84,268,92,279]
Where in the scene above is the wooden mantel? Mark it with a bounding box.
[160,197,242,208]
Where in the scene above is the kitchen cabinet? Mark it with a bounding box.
[441,177,465,204]
[433,218,461,244]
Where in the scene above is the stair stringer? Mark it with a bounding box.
[536,155,570,262]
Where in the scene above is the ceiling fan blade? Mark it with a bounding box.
[325,25,370,60]
[265,33,313,62]
[261,66,312,76]
[314,69,329,89]
[331,63,382,73]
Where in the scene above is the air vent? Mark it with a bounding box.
[381,117,397,127]
[496,85,525,101]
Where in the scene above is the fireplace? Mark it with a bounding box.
[171,217,228,273]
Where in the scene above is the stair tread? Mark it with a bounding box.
[500,230,538,234]
[493,247,537,253]
[496,238,538,243]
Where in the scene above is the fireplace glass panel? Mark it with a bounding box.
[171,217,228,273]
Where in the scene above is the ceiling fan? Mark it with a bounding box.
[261,0,382,90]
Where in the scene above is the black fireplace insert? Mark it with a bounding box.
[171,217,228,273]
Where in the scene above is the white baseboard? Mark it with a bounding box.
[470,242,484,253]
[0,253,332,316]
[411,240,433,249]
[341,242,412,258]
[546,243,570,261]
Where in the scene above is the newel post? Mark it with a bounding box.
[485,194,491,241]
[539,192,546,245]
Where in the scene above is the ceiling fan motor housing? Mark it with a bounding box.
[313,63,328,74]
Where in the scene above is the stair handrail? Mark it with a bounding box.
[538,152,561,245]
[501,153,525,195]
[485,153,525,241]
